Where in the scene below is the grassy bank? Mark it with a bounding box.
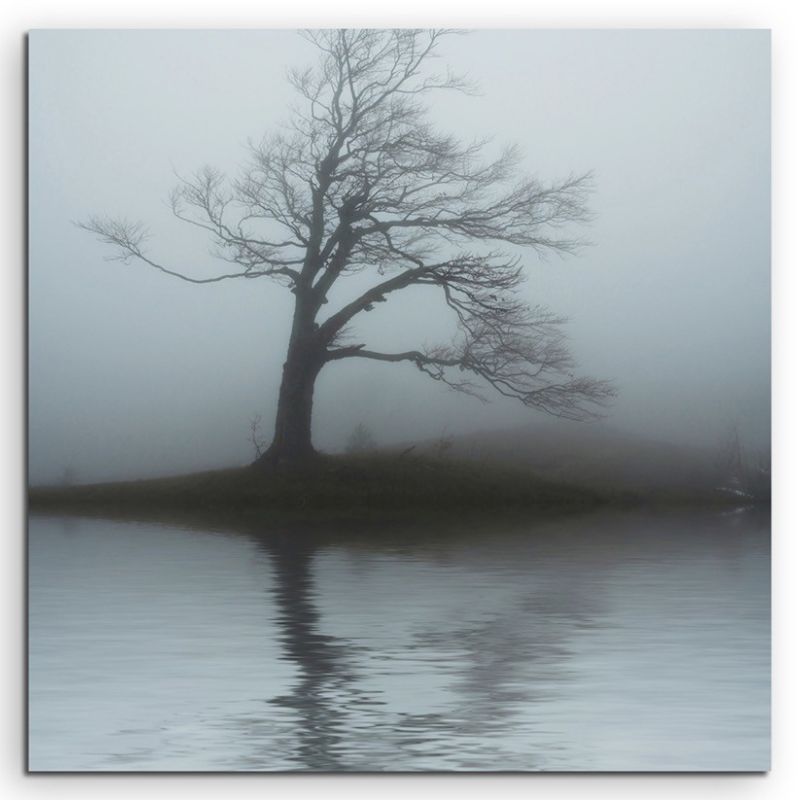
[28,452,740,525]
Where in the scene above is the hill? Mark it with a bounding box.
[393,420,724,492]
[28,441,741,526]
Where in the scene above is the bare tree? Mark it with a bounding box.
[81,29,614,468]
[248,414,269,459]
[345,422,376,454]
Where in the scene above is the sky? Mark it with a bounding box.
[27,29,770,483]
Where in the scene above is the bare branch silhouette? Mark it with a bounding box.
[82,29,614,464]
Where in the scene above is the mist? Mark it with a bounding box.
[27,29,770,485]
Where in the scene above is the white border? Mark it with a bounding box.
[5,2,798,798]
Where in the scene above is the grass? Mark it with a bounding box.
[28,452,739,526]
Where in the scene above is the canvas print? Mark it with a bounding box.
[27,29,770,772]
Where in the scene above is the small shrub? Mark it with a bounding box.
[346,423,377,454]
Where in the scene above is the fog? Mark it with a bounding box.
[27,29,770,484]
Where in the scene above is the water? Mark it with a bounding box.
[27,510,770,772]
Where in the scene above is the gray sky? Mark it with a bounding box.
[28,29,770,483]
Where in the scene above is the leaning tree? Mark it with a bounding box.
[83,29,614,468]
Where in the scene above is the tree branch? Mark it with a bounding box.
[78,217,299,285]
[80,29,613,428]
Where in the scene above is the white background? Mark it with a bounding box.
[3,1,798,798]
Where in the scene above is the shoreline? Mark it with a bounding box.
[27,453,748,529]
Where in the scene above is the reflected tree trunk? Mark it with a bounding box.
[255,531,350,770]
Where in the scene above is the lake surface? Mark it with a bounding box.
[28,509,770,772]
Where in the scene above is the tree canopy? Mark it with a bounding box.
[83,29,614,463]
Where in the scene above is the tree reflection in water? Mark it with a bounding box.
[252,530,382,771]
[27,511,769,772]
[243,522,604,771]
[233,513,768,771]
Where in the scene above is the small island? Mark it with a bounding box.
[28,423,764,527]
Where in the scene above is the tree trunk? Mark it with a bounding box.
[254,295,324,469]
